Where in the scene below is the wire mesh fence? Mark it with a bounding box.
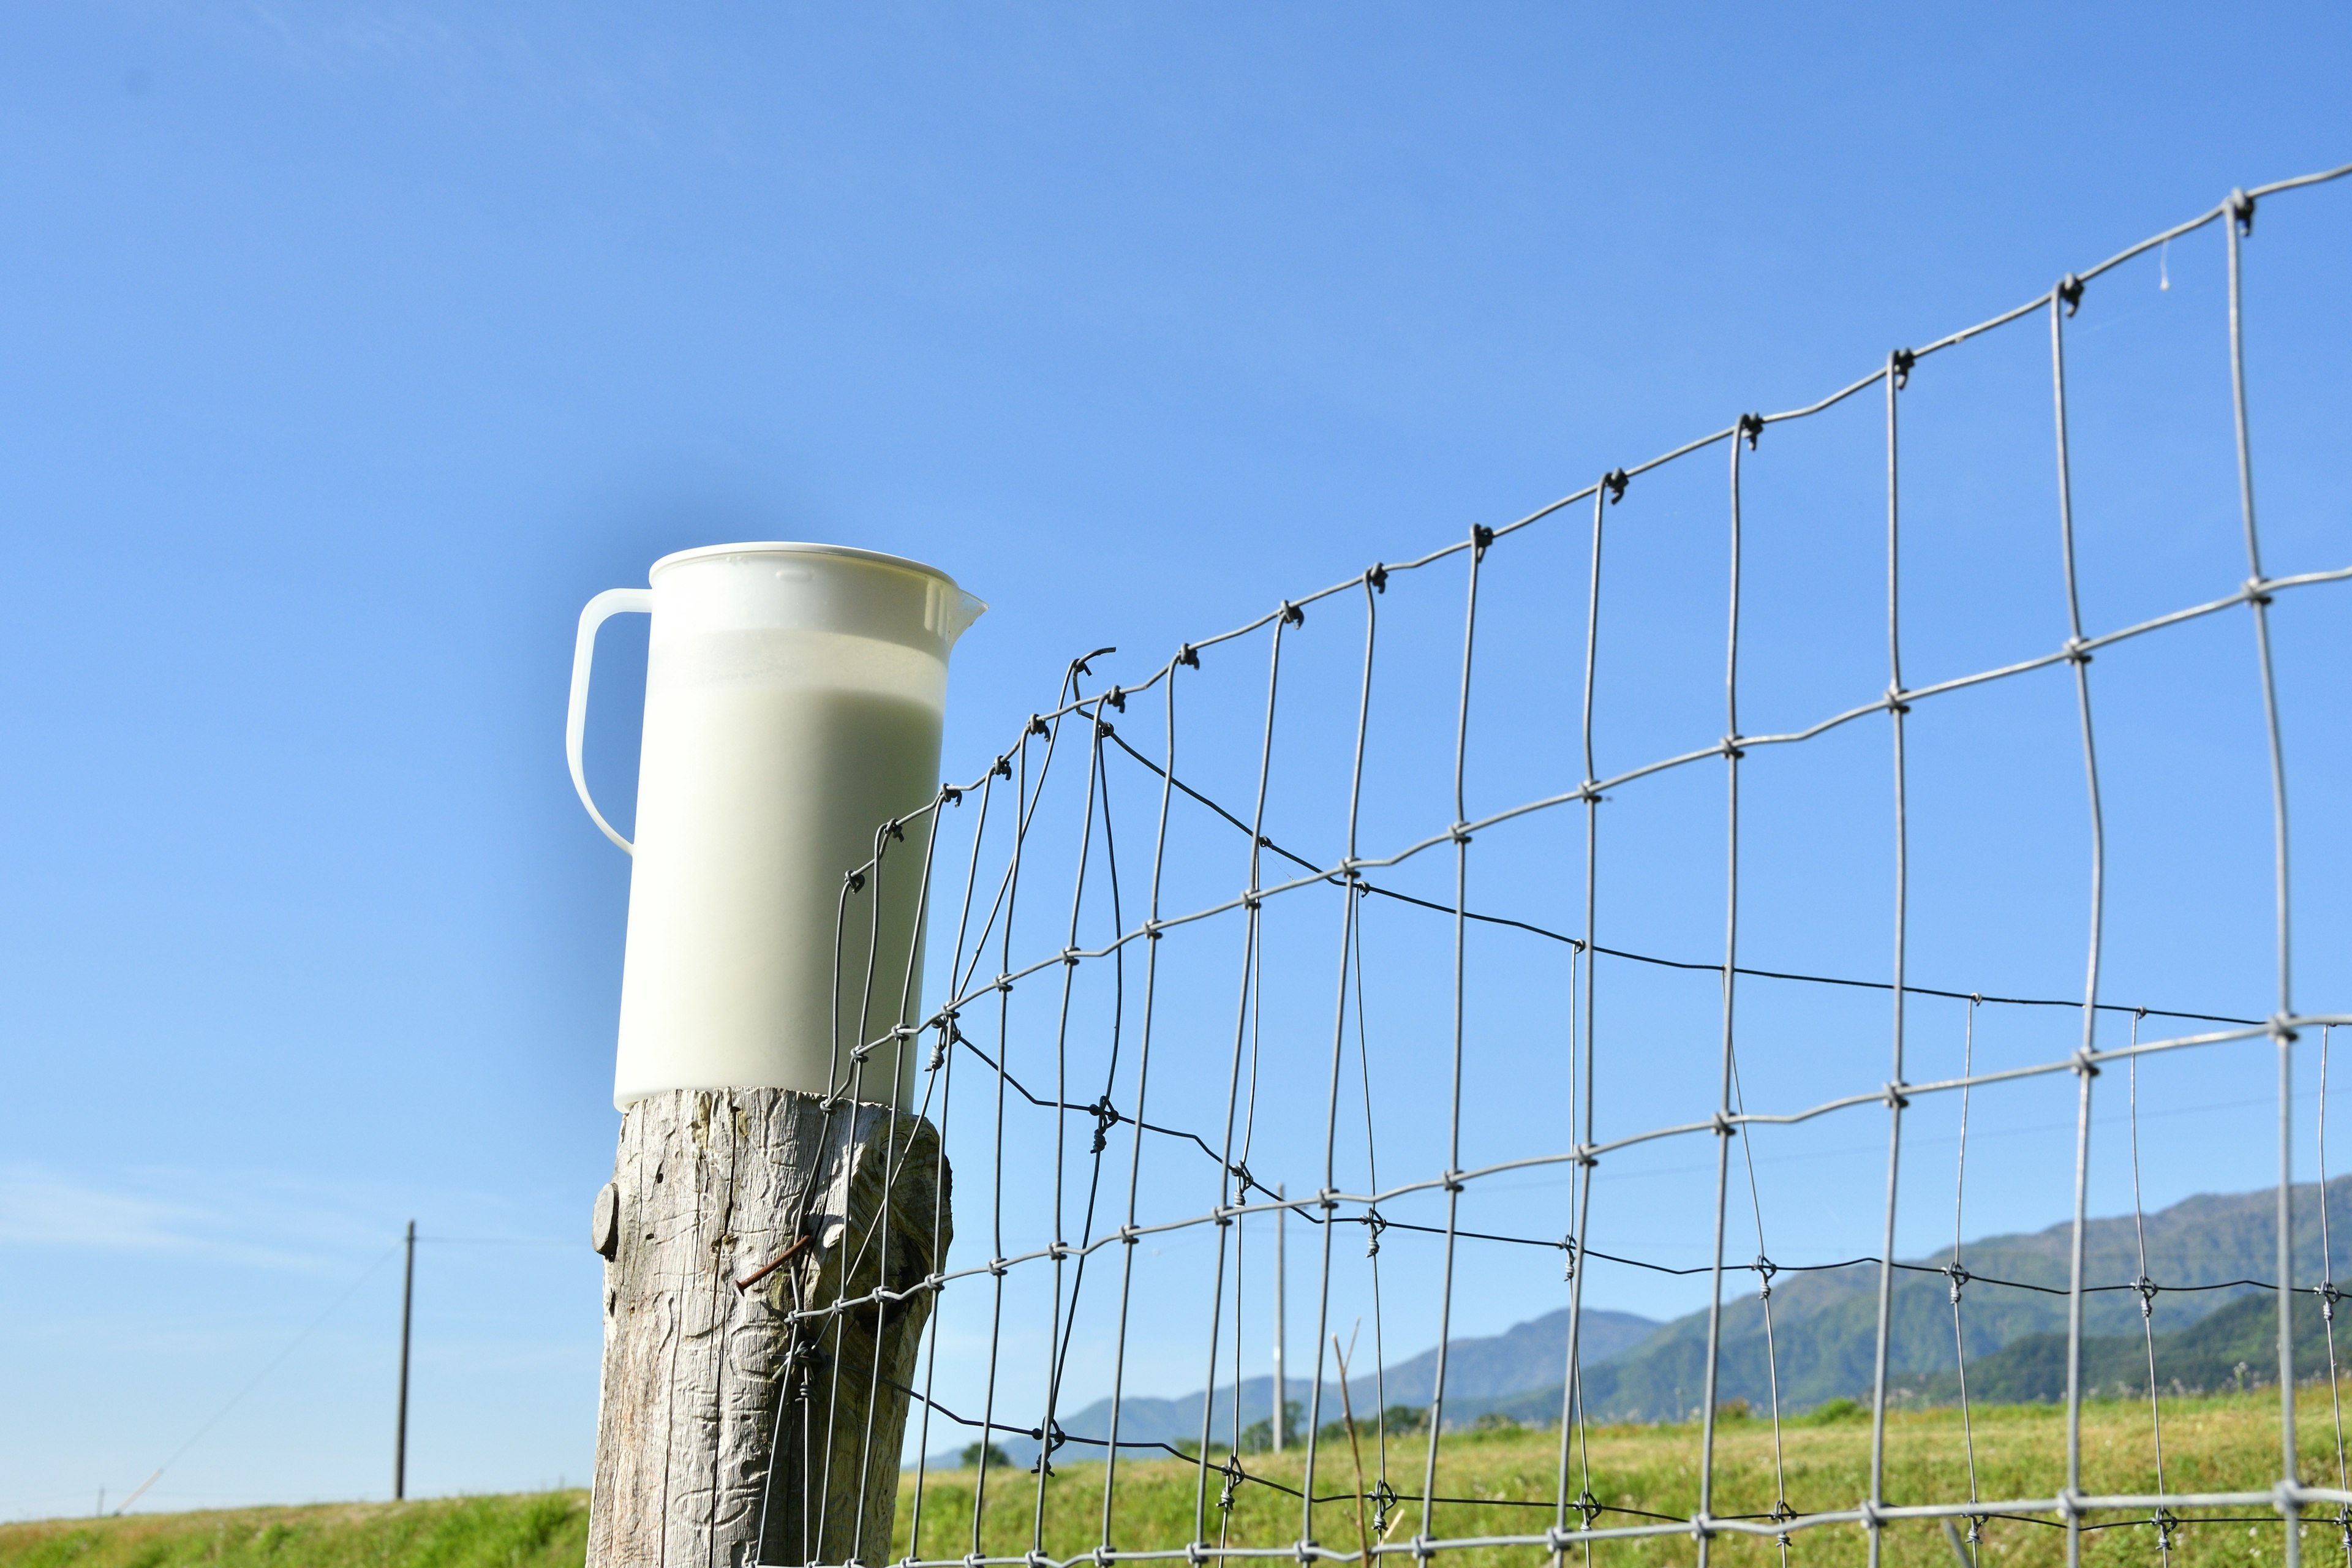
[774,164,2352,1568]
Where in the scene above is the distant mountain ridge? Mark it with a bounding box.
[1483,1174,2352,1425]
[1917,1290,2334,1406]
[920,1175,2352,1468]
[924,1310,1660,1471]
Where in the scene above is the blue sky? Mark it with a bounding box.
[1,0,2346,1523]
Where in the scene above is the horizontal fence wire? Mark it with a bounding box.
[761,162,2352,1568]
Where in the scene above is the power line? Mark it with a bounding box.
[127,1239,401,1509]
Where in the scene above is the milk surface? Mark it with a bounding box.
[614,626,944,1106]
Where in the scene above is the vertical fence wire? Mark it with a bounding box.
[1355,858,1396,1540]
[1724,410,1794,1562]
[1298,573,1385,1550]
[2052,262,2113,1568]
[899,757,1000,1559]
[1950,995,1984,1564]
[2323,1025,2351,1562]
[1694,417,1753,1567]
[1096,654,1185,1551]
[973,722,1057,1554]
[2125,1015,2174,1562]
[1864,349,1908,1568]
[2226,191,2304,1560]
[1551,479,1615,1566]
[1042,700,1135,1519]
[1415,522,1490,1547]
[1028,688,1109,1547]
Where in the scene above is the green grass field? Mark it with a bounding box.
[0,1494,589,1568]
[902,1385,2352,1568]
[12,1389,2351,1568]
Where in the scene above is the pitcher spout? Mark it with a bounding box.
[938,587,987,648]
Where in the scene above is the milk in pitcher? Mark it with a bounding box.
[569,544,982,1108]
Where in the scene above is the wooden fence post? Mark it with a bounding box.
[588,1087,951,1568]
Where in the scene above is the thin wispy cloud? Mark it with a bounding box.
[0,1163,401,1273]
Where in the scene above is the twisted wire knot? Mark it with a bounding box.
[1089,1095,1121,1153]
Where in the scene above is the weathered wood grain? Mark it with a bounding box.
[588,1088,951,1568]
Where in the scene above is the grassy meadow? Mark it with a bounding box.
[903,1386,2346,1568]
[11,1389,2352,1568]
[0,1494,588,1568]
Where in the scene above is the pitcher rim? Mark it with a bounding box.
[649,540,969,595]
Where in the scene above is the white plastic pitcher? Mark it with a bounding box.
[568,543,985,1109]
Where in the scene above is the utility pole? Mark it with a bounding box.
[395,1219,415,1501]
[1273,1183,1286,1453]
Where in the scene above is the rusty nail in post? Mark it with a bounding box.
[733,1232,813,1294]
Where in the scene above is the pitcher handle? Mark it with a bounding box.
[567,587,655,854]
